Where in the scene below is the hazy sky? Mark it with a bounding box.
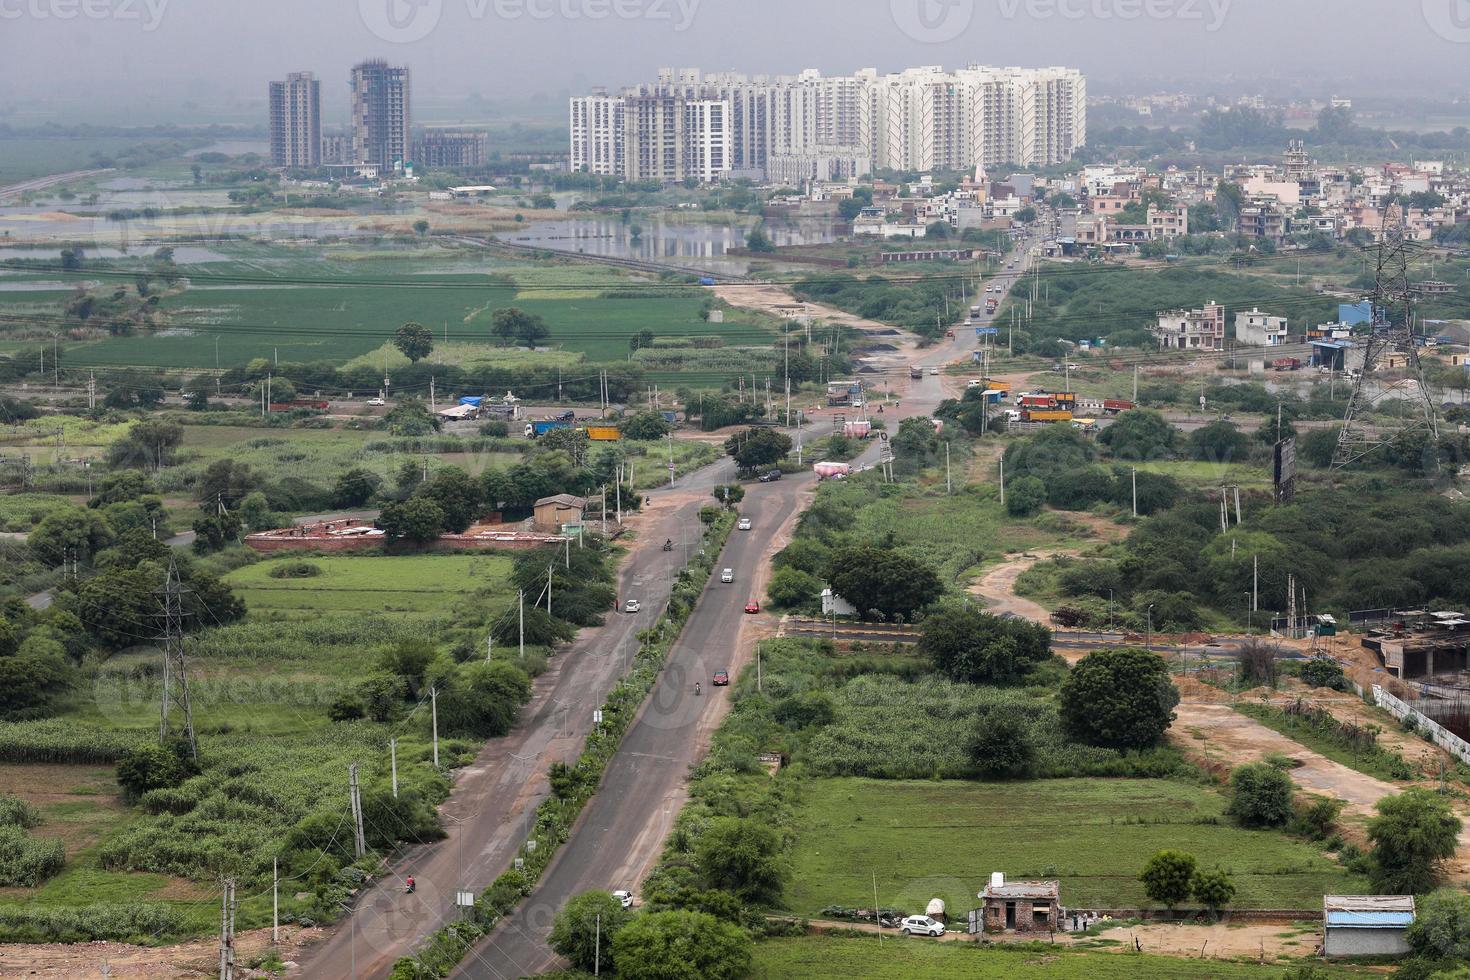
[4,0,1469,120]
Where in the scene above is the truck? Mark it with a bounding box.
[526,418,573,438]
[827,380,862,406]
[986,297,998,313]
[909,365,925,380]
[1023,409,1074,423]
[970,305,981,317]
[842,420,872,439]
[1018,393,1056,409]
[586,425,622,441]
[1272,357,1303,371]
[1101,398,1135,414]
[813,461,851,480]
[1053,392,1077,408]
[982,378,1012,393]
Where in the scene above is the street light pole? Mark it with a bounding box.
[1146,604,1155,651]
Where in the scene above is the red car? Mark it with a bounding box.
[744,600,760,614]
[712,669,730,686]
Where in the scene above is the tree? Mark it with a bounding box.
[825,546,942,621]
[106,419,184,470]
[412,219,430,236]
[1300,656,1346,690]
[968,706,1036,778]
[1099,408,1177,461]
[629,328,656,353]
[1186,420,1250,463]
[921,605,1052,685]
[693,816,784,902]
[432,660,531,738]
[197,459,262,507]
[29,507,115,567]
[76,566,160,648]
[1406,889,1470,960]
[620,410,671,440]
[393,321,434,364]
[712,484,745,509]
[1139,850,1196,909]
[724,428,792,474]
[1367,789,1462,894]
[115,740,200,801]
[1059,648,1179,749]
[191,510,242,553]
[1191,866,1236,915]
[1005,475,1047,517]
[1227,761,1295,827]
[1014,206,1037,224]
[612,910,753,980]
[550,891,631,973]
[490,307,550,348]
[0,633,70,718]
[745,225,776,253]
[333,468,383,508]
[416,466,481,533]
[377,498,446,543]
[767,566,821,609]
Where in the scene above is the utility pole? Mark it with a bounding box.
[390,737,398,798]
[272,857,279,946]
[1133,363,1139,401]
[429,376,436,413]
[945,441,952,495]
[594,913,602,977]
[1131,467,1138,518]
[87,372,96,410]
[518,589,525,659]
[157,556,197,759]
[218,878,237,980]
[348,763,366,858]
[431,688,440,767]
[998,457,1005,507]
[546,562,554,616]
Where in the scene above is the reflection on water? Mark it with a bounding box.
[502,216,839,272]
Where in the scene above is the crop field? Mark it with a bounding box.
[0,493,74,532]
[786,778,1366,916]
[750,936,1360,979]
[225,553,514,620]
[1130,459,1272,491]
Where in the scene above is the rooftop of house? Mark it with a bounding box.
[1324,895,1415,928]
[534,494,588,509]
[982,880,1059,901]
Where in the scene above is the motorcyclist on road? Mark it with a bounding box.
[694,682,701,696]
[405,875,415,894]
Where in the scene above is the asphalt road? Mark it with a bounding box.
[296,459,741,978]
[448,242,1021,980]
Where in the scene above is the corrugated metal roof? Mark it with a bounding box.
[1326,911,1414,928]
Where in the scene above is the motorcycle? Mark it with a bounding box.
[405,877,416,894]
[662,540,673,552]
[694,682,701,696]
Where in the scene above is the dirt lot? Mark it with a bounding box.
[0,926,314,978]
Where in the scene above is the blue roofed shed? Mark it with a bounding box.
[1323,895,1414,958]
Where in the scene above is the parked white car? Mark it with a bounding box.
[737,518,752,531]
[900,914,945,937]
[367,397,386,407]
[720,568,734,583]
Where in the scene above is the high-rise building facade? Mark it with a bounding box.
[351,59,411,172]
[414,130,489,170]
[570,64,1085,183]
[569,92,626,176]
[269,71,321,168]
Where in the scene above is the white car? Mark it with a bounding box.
[367,397,386,407]
[928,367,939,376]
[612,890,634,909]
[900,915,945,937]
[737,518,752,531]
[624,599,641,613]
[720,568,734,583]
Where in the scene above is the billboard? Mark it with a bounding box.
[1273,438,1297,504]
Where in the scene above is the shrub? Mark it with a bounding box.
[612,910,752,980]
[968,707,1037,779]
[693,817,784,903]
[1227,761,1295,828]
[1290,796,1344,841]
[0,826,64,886]
[1368,788,1462,894]
[549,890,632,973]
[268,561,322,579]
[1300,656,1346,690]
[115,741,201,802]
[1139,849,1196,909]
[1005,476,1047,517]
[1406,888,1470,960]
[0,794,42,829]
[1191,866,1236,913]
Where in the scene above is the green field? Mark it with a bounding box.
[225,553,514,619]
[750,936,1358,980]
[787,778,1366,916]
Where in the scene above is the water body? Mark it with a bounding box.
[503,215,840,273]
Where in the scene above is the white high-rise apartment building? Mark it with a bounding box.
[569,93,625,176]
[269,71,321,169]
[570,64,1084,182]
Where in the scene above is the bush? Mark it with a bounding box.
[115,741,200,802]
[1300,656,1346,690]
[692,817,784,903]
[1406,888,1470,960]
[1006,476,1047,517]
[1227,761,1295,828]
[1191,866,1236,913]
[1368,788,1462,894]
[0,826,64,886]
[0,794,42,829]
[1290,796,1344,841]
[268,561,321,579]
[612,910,753,980]
[1139,849,1196,909]
[549,890,632,973]
[1059,648,1179,750]
[968,706,1037,778]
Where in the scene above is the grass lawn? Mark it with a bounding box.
[786,778,1366,916]
[225,553,514,619]
[1131,459,1272,491]
[751,936,1360,979]
[340,340,587,373]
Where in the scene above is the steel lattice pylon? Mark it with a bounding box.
[157,554,198,759]
[1332,205,1441,469]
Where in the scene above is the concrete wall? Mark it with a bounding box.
[1324,926,1409,958]
[1373,685,1470,766]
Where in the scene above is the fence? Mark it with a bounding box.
[1371,685,1470,766]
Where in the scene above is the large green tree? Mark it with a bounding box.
[490,307,550,348]
[1367,788,1462,894]
[393,321,434,364]
[825,546,942,621]
[612,910,753,980]
[29,507,115,568]
[1099,408,1178,461]
[1139,849,1196,909]
[1406,889,1470,960]
[377,498,446,543]
[921,605,1052,684]
[549,891,631,974]
[1059,647,1179,749]
[693,817,784,903]
[724,428,792,474]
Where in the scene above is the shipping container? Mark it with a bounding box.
[1102,398,1134,414]
[586,425,622,441]
[1022,409,1073,423]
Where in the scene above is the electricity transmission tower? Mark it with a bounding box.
[157,555,198,759]
[1332,204,1441,468]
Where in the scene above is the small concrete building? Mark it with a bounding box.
[1323,895,1414,957]
[980,873,1060,934]
[532,494,587,533]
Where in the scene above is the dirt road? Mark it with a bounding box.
[969,550,1071,624]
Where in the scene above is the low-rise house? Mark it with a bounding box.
[1323,895,1414,958]
[533,494,587,533]
[980,873,1059,934]
[1236,309,1290,347]
[1153,302,1225,350]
